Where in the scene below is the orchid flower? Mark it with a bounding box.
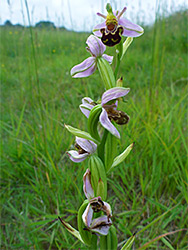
[82,169,112,235]
[80,87,130,138]
[70,34,113,78]
[67,137,97,162]
[93,3,144,46]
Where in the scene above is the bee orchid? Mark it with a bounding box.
[82,169,112,235]
[93,3,144,46]
[67,137,97,162]
[80,87,130,138]
[71,34,113,78]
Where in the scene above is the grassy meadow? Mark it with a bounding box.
[1,9,188,250]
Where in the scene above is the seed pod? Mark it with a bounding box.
[88,156,100,196]
[110,225,118,250]
[88,155,107,200]
[99,225,117,250]
[99,235,107,250]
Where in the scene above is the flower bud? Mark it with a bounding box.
[88,155,107,199]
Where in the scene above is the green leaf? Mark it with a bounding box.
[64,124,99,144]
[138,229,187,250]
[136,205,180,236]
[16,102,26,137]
[120,235,136,250]
[161,237,175,250]
[109,143,134,172]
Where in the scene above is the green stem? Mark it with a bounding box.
[114,40,123,80]
[97,129,108,164]
[114,58,121,80]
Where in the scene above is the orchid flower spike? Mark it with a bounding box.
[82,169,112,235]
[70,34,113,78]
[66,137,97,162]
[80,87,130,138]
[93,3,144,46]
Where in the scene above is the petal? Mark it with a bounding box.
[119,18,144,37]
[102,54,113,64]
[79,104,92,118]
[102,202,112,218]
[76,137,97,154]
[66,150,89,162]
[80,97,95,118]
[115,100,118,107]
[82,204,93,227]
[83,169,94,200]
[71,57,96,78]
[101,87,130,105]
[82,97,94,105]
[97,12,107,19]
[89,216,112,235]
[99,109,120,138]
[86,35,106,57]
[117,7,127,19]
[93,22,106,37]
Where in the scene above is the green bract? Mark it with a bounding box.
[88,104,102,142]
[97,57,116,89]
[122,37,133,60]
[64,124,100,145]
[109,143,134,172]
[58,217,84,244]
[77,200,92,246]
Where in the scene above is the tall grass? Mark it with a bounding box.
[1,9,188,250]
